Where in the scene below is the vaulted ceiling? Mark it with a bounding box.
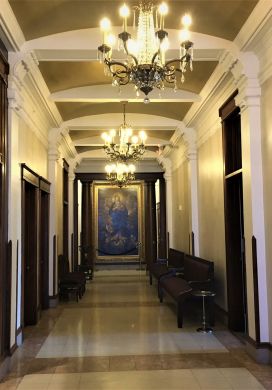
[8,0,259,166]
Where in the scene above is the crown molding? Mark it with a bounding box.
[0,0,25,51]
[234,0,272,51]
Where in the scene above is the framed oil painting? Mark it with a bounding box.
[94,183,142,261]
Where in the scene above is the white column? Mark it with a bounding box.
[184,129,200,256]
[7,87,22,346]
[164,171,173,248]
[236,75,269,343]
[68,165,75,267]
[48,146,60,299]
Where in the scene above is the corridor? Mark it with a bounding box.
[1,270,271,389]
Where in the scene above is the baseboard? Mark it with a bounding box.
[245,335,272,364]
[16,327,23,346]
[49,294,59,308]
[9,343,17,356]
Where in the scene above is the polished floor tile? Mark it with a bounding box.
[36,270,227,358]
[1,270,271,389]
[16,368,265,390]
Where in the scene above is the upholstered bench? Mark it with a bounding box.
[182,254,214,291]
[149,248,185,285]
[158,254,214,328]
[159,276,192,328]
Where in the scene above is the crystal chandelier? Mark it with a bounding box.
[105,162,136,187]
[101,101,147,162]
[98,1,193,102]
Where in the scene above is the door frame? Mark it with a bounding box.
[39,177,50,310]
[21,164,39,328]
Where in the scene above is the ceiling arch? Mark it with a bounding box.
[9,0,258,41]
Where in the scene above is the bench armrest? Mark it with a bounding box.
[188,279,213,290]
[157,258,168,265]
[160,269,177,280]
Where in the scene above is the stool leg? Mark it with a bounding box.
[197,295,213,333]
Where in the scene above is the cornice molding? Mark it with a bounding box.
[234,0,272,51]
[0,0,25,51]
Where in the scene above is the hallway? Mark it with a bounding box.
[1,270,272,389]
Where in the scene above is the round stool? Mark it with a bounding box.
[191,290,216,333]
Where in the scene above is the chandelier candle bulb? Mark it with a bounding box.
[132,136,138,144]
[100,17,111,44]
[158,2,168,30]
[120,3,130,32]
[182,14,192,28]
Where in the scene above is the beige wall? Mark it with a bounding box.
[198,130,227,310]
[18,121,48,177]
[261,75,272,342]
[172,160,190,253]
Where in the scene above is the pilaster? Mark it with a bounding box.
[235,69,269,344]
[161,158,173,249]
[68,161,77,268]
[7,87,22,347]
[48,138,61,298]
[183,128,200,256]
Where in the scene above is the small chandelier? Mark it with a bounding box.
[105,162,136,187]
[101,101,147,162]
[98,2,193,102]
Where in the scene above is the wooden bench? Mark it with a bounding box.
[159,276,192,327]
[148,248,185,286]
[158,254,214,328]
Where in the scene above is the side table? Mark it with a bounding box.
[191,290,216,333]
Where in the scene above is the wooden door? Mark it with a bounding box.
[0,43,10,356]
[220,93,247,332]
[40,190,49,310]
[23,180,39,326]
[225,174,247,331]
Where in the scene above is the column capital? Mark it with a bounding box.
[48,145,61,162]
[164,172,172,182]
[8,52,30,90]
[235,76,261,112]
[7,86,23,114]
[183,128,198,161]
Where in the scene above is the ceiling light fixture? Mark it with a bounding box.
[101,101,147,162]
[105,162,136,187]
[98,1,193,103]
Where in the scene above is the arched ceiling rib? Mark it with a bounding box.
[39,60,218,95]
[9,0,258,41]
[56,102,193,121]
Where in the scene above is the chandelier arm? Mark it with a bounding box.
[164,67,176,76]
[105,59,130,74]
[123,40,139,66]
[165,55,191,69]
[151,51,160,64]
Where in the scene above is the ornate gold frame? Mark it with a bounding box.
[93,182,143,262]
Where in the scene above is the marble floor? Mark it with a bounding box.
[1,270,272,389]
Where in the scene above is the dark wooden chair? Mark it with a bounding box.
[58,255,86,300]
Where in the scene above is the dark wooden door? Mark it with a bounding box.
[0,43,10,356]
[225,174,247,331]
[40,191,49,310]
[23,181,39,326]
[220,93,247,333]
